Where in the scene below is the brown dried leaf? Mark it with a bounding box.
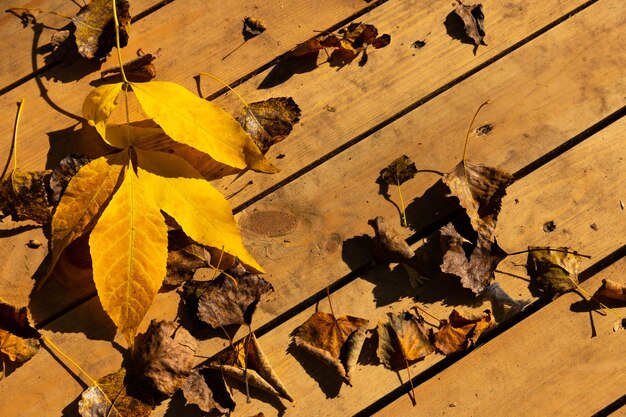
[237,97,301,154]
[74,0,130,59]
[0,170,51,224]
[78,368,154,417]
[135,320,198,396]
[593,279,626,303]
[101,49,162,82]
[242,17,267,40]
[440,222,506,294]
[377,311,434,370]
[454,2,486,48]
[442,161,513,243]
[164,230,210,287]
[184,272,273,328]
[213,333,293,401]
[527,247,582,296]
[433,309,494,355]
[294,311,368,384]
[48,154,92,205]
[181,368,235,414]
[369,216,415,264]
[379,155,417,186]
[0,300,40,364]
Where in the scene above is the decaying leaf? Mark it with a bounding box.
[181,368,235,414]
[593,279,626,303]
[183,271,273,328]
[48,154,92,205]
[377,311,434,370]
[212,333,293,401]
[379,155,417,186]
[242,17,266,40]
[135,320,198,396]
[442,161,514,244]
[0,300,40,365]
[454,1,486,48]
[369,216,415,265]
[433,309,494,355]
[237,97,301,154]
[78,368,154,417]
[0,169,51,224]
[294,311,368,383]
[164,229,210,287]
[439,222,506,294]
[527,247,582,296]
[482,282,531,316]
[74,0,131,59]
[101,49,162,82]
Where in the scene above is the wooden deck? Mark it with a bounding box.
[1,0,625,416]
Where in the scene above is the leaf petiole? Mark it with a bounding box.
[461,99,490,180]
[111,0,128,84]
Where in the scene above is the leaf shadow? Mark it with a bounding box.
[45,123,112,170]
[404,179,453,234]
[164,390,218,417]
[444,10,478,54]
[258,51,320,89]
[286,337,344,399]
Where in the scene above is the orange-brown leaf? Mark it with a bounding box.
[377,311,434,370]
[433,309,494,355]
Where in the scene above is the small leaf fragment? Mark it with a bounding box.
[74,0,130,59]
[48,154,92,205]
[164,230,210,287]
[0,170,51,224]
[379,155,417,186]
[0,299,40,364]
[101,49,162,82]
[181,368,235,414]
[242,17,267,40]
[237,97,301,154]
[82,82,124,139]
[294,311,368,383]
[433,309,494,355]
[593,279,626,303]
[454,1,486,48]
[135,320,198,396]
[369,216,415,264]
[377,311,434,370]
[527,247,582,296]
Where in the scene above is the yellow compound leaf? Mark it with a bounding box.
[130,81,278,173]
[136,149,264,273]
[50,152,126,274]
[82,82,124,140]
[89,160,168,344]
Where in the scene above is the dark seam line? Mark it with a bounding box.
[590,394,626,417]
[232,0,601,214]
[353,243,626,417]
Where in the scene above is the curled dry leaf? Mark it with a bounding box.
[593,279,626,303]
[369,216,415,265]
[377,311,434,370]
[440,222,506,294]
[433,309,494,355]
[181,368,235,414]
[164,229,210,287]
[74,0,131,59]
[294,311,369,384]
[101,49,162,82]
[527,247,582,296]
[48,154,92,205]
[379,155,417,186]
[242,17,267,40]
[0,170,51,224]
[78,368,154,417]
[212,333,294,401]
[454,1,486,48]
[0,299,40,365]
[135,320,199,396]
[237,97,301,154]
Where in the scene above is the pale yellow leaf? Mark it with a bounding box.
[104,124,165,149]
[82,82,124,140]
[89,160,168,343]
[130,81,278,173]
[136,149,264,273]
[50,152,126,272]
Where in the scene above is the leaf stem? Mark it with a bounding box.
[461,99,489,179]
[111,0,128,84]
[566,275,623,320]
[11,99,25,174]
[326,287,336,318]
[198,72,249,108]
[412,305,441,324]
[397,183,407,227]
[403,358,416,406]
[506,247,592,259]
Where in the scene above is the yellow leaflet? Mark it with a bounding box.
[50,152,126,274]
[105,124,166,149]
[82,82,124,140]
[89,159,168,344]
[130,81,278,173]
[136,149,264,273]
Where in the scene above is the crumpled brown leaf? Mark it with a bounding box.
[440,222,506,294]
[294,311,368,384]
[101,49,162,82]
[454,1,486,49]
[377,311,434,370]
[237,97,301,154]
[78,368,154,417]
[0,170,51,224]
[212,332,294,401]
[183,271,273,328]
[164,230,210,287]
[74,0,131,59]
[593,279,626,303]
[369,216,415,264]
[135,320,198,396]
[527,247,582,296]
[433,309,494,355]
[242,17,267,40]
[181,368,235,414]
[379,155,417,187]
[0,300,40,365]
[48,154,91,205]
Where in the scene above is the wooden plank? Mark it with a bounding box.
[372,263,626,417]
[1,2,625,415]
[0,0,163,91]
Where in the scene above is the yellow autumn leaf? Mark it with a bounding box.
[89,159,168,343]
[105,123,166,149]
[49,152,126,274]
[130,81,278,173]
[82,82,125,141]
[136,149,264,273]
